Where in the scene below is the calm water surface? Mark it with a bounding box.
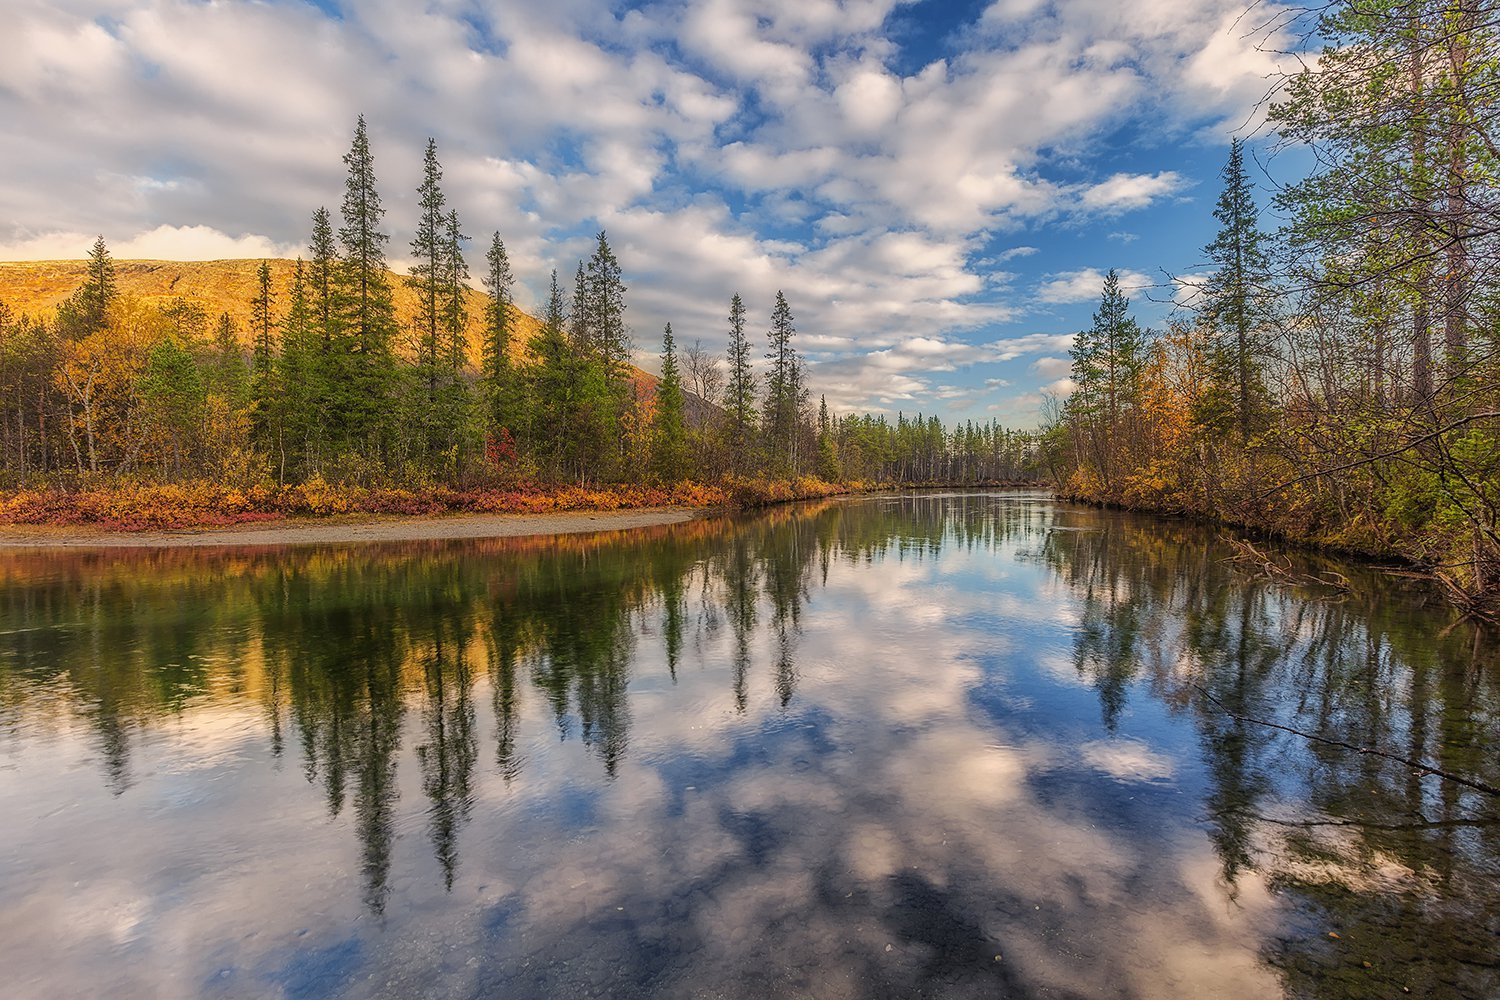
[0,492,1496,999]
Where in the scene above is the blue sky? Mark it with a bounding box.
[0,0,1299,425]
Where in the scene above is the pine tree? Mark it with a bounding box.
[763,290,798,472]
[1071,269,1145,427]
[1067,268,1146,490]
[481,232,521,448]
[585,231,629,385]
[723,292,757,470]
[251,261,276,374]
[568,259,590,349]
[79,236,116,334]
[331,114,398,450]
[481,232,514,380]
[309,207,338,348]
[816,395,841,482]
[529,269,612,480]
[408,138,447,372]
[249,260,278,453]
[1203,138,1271,443]
[442,209,469,371]
[276,259,319,480]
[652,323,689,481]
[208,312,249,406]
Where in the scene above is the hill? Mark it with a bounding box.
[0,258,732,424]
[0,258,545,368]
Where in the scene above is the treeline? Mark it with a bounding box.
[0,116,1040,497]
[1047,0,1500,612]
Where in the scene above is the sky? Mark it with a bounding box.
[0,0,1301,425]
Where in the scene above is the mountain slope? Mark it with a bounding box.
[0,258,734,424]
[0,258,543,368]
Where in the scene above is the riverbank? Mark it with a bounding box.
[1054,487,1500,622]
[0,478,1044,544]
[0,506,703,548]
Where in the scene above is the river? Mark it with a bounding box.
[0,491,1496,998]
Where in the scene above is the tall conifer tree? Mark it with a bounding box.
[332,115,398,448]
[652,323,688,481]
[724,292,757,469]
[1203,138,1270,443]
[408,138,447,372]
[763,290,799,472]
[79,236,116,334]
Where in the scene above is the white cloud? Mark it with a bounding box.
[1080,172,1189,213]
[1035,268,1155,305]
[1031,356,1072,379]
[0,0,1295,417]
[0,225,296,262]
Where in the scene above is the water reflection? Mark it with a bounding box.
[0,493,1496,998]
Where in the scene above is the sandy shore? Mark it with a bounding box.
[0,507,701,549]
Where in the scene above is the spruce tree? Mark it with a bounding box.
[332,115,398,450]
[1070,269,1145,428]
[652,323,689,481]
[435,207,472,472]
[763,290,798,472]
[585,231,628,384]
[528,270,571,475]
[723,292,757,470]
[404,141,469,473]
[481,232,514,376]
[79,236,116,334]
[208,312,250,406]
[249,260,278,454]
[816,395,841,482]
[276,259,318,479]
[481,232,520,447]
[308,207,337,347]
[1067,268,1146,490]
[568,259,590,349]
[251,261,276,373]
[441,209,469,371]
[1203,138,1271,444]
[530,269,611,480]
[407,138,447,372]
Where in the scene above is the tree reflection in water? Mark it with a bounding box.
[1043,508,1500,998]
[0,493,1496,997]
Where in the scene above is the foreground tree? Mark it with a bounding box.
[762,291,799,473]
[652,323,689,481]
[331,115,399,456]
[1201,138,1272,444]
[723,293,757,471]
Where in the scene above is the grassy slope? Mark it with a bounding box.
[0,258,740,424]
[0,257,546,369]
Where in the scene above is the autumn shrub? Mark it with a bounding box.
[0,473,860,530]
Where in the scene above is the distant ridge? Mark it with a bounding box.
[0,258,542,368]
[0,258,726,421]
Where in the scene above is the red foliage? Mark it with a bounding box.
[0,476,853,531]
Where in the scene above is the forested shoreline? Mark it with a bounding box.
[0,116,1040,528]
[1047,2,1500,617]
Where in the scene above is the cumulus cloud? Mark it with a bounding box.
[1031,356,1073,379]
[0,225,298,262]
[0,0,1294,419]
[1080,172,1188,213]
[1035,268,1156,305]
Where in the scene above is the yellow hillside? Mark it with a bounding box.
[0,258,543,367]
